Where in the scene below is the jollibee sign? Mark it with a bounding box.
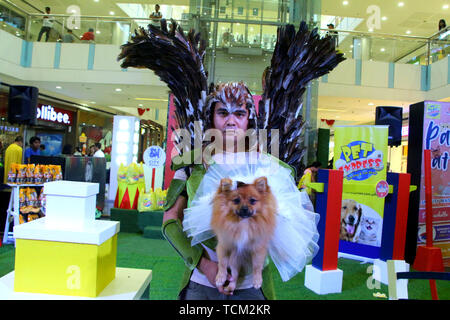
[36,104,73,125]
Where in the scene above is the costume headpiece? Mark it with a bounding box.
[118,20,345,176]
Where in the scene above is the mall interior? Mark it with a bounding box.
[0,0,449,301]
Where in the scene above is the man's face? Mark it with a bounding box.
[155,5,160,11]
[213,102,249,145]
[31,140,40,150]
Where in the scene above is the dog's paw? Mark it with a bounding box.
[253,274,263,289]
[215,272,227,287]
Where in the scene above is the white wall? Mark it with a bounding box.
[430,58,448,90]
[0,30,22,65]
[361,60,389,88]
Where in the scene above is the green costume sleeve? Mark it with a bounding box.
[162,218,204,270]
[163,178,187,212]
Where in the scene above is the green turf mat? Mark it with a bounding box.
[1,233,449,300]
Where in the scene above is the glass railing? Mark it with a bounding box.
[0,0,448,66]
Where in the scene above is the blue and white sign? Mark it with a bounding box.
[143,146,166,168]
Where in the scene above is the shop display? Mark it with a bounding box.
[18,187,45,224]
[114,162,145,210]
[7,163,62,185]
[138,187,167,212]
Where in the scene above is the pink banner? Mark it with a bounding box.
[416,101,450,265]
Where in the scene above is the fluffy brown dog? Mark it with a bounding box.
[340,199,362,241]
[211,177,277,294]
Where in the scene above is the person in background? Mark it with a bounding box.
[4,136,23,184]
[439,19,447,31]
[327,23,339,47]
[39,144,46,155]
[81,28,95,41]
[63,29,76,43]
[88,145,96,156]
[150,4,162,29]
[37,6,53,42]
[93,142,105,158]
[73,147,82,156]
[297,161,322,204]
[24,136,41,164]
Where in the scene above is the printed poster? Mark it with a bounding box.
[416,101,450,267]
[334,125,389,259]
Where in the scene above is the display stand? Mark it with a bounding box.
[0,267,152,300]
[304,169,344,295]
[2,184,43,245]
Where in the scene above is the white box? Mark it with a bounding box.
[14,218,119,245]
[304,265,343,295]
[44,181,99,230]
[373,259,409,286]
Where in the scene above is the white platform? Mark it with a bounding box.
[304,265,343,295]
[13,217,119,245]
[373,259,409,286]
[0,267,152,300]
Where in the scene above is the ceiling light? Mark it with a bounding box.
[109,11,115,15]
[406,30,411,34]
[380,48,385,52]
[381,16,387,21]
[56,86,62,89]
[96,30,101,34]
[368,102,374,106]
[443,4,449,9]
[398,2,404,7]
[343,0,349,5]
[94,0,99,2]
[115,88,122,92]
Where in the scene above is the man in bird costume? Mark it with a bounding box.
[118,19,345,300]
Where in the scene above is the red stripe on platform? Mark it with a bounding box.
[393,173,411,260]
[322,170,343,271]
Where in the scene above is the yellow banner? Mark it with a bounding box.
[334,126,389,254]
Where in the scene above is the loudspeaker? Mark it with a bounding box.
[8,85,39,125]
[375,106,402,147]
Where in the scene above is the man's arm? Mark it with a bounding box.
[162,182,231,294]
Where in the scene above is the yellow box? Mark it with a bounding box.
[14,234,117,297]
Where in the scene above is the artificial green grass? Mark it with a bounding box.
[0,232,449,300]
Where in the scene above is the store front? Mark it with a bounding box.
[24,100,77,158]
[77,109,113,156]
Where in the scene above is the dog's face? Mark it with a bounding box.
[218,177,269,219]
[341,199,362,237]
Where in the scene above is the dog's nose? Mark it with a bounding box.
[348,215,355,224]
[237,206,252,218]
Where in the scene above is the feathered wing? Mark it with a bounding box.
[258,21,346,178]
[118,20,208,156]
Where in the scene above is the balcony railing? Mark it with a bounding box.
[0,0,448,66]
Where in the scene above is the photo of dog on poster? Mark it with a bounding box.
[340,199,382,247]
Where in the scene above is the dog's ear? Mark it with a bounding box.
[254,177,268,193]
[220,178,233,192]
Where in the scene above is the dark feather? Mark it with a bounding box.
[258,21,345,179]
[118,19,208,156]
